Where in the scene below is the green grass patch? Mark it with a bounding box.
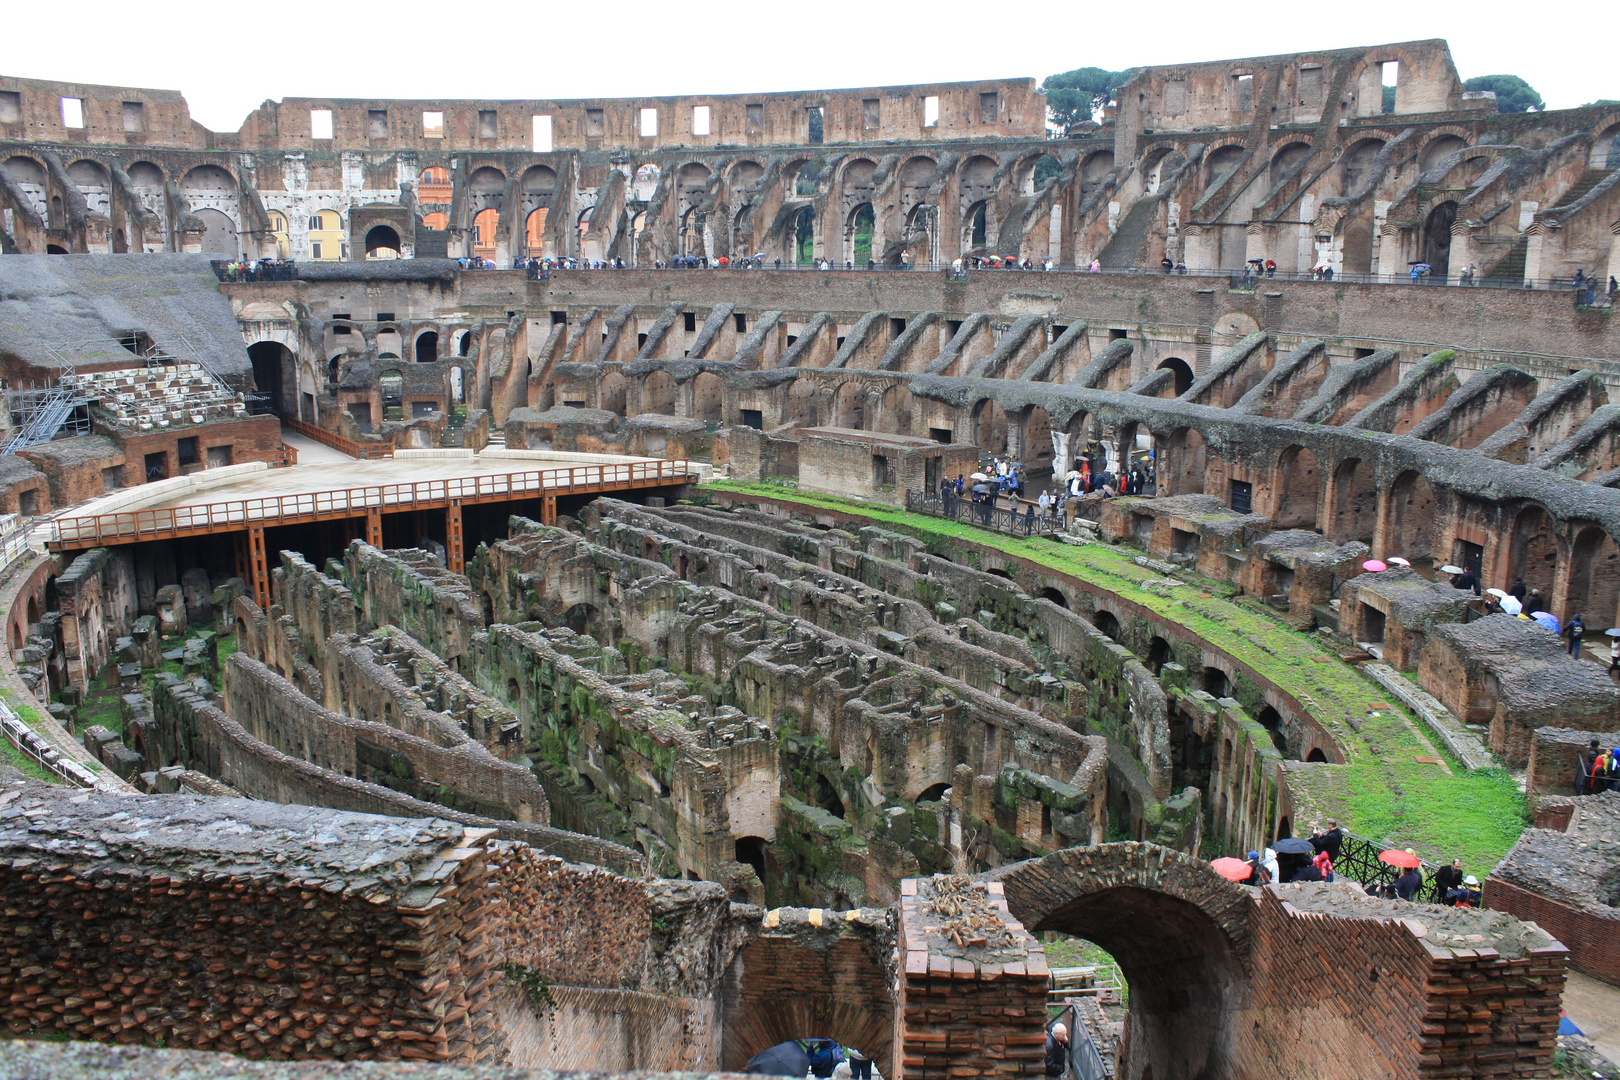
[710,482,1527,872]
[0,690,60,783]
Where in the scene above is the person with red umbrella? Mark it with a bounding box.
[1378,848,1424,900]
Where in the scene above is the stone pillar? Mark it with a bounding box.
[1523,221,1550,287]
[1243,221,1269,267]
[894,877,1048,1080]
[1449,219,1476,283]
[1605,222,1620,290]
[1181,224,1214,272]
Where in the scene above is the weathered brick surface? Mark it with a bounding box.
[0,786,506,1064]
[894,878,1048,1080]
[719,907,895,1074]
[979,843,1566,1080]
[1486,790,1620,989]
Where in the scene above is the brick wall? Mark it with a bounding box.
[893,879,1048,1080]
[0,788,508,1064]
[1485,878,1617,987]
[110,415,282,486]
[720,908,896,1074]
[1527,726,1612,797]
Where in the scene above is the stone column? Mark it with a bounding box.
[1523,221,1550,286]
[1604,222,1620,290]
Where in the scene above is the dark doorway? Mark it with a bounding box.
[1256,705,1287,756]
[1148,636,1172,674]
[1422,201,1457,279]
[248,341,289,415]
[1203,666,1230,697]
[1158,358,1195,396]
[365,225,402,258]
[735,836,768,883]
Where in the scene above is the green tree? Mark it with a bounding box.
[1463,75,1544,113]
[1382,85,1396,115]
[1579,99,1620,108]
[1042,68,1126,130]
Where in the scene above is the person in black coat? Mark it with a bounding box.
[1434,858,1463,904]
[1045,1024,1069,1077]
[1319,820,1343,861]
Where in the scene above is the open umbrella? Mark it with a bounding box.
[971,484,991,494]
[1606,627,1620,638]
[1272,837,1316,855]
[1532,611,1561,634]
[1387,557,1411,567]
[1379,849,1422,870]
[1500,596,1522,615]
[1362,559,1387,572]
[1439,565,1465,575]
[1210,857,1252,882]
[970,472,989,482]
[1485,588,1508,598]
[747,1042,814,1077]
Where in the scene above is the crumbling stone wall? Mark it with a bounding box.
[146,672,634,872]
[1486,790,1620,988]
[54,546,136,693]
[0,786,510,1064]
[220,655,546,823]
[1421,616,1620,765]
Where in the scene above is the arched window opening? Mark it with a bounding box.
[1203,667,1230,698]
[364,225,401,260]
[1158,358,1194,396]
[1256,706,1287,756]
[1147,636,1172,675]
[793,206,815,265]
[415,331,439,364]
[849,203,874,264]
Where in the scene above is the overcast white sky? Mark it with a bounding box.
[9,1,1610,132]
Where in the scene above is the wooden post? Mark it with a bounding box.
[542,494,558,525]
[366,506,383,549]
[446,499,464,574]
[248,524,269,610]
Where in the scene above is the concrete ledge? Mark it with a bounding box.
[392,448,475,459]
[1363,662,1496,770]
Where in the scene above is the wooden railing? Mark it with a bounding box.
[49,460,696,546]
[283,416,395,459]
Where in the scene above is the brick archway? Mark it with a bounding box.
[988,843,1252,1080]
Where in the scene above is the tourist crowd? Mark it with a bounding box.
[934,454,1156,535]
[1229,821,1484,906]
[217,258,296,282]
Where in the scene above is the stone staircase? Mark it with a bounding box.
[1097,199,1157,269]
[414,228,449,259]
[1484,236,1528,282]
[1487,168,1612,282]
